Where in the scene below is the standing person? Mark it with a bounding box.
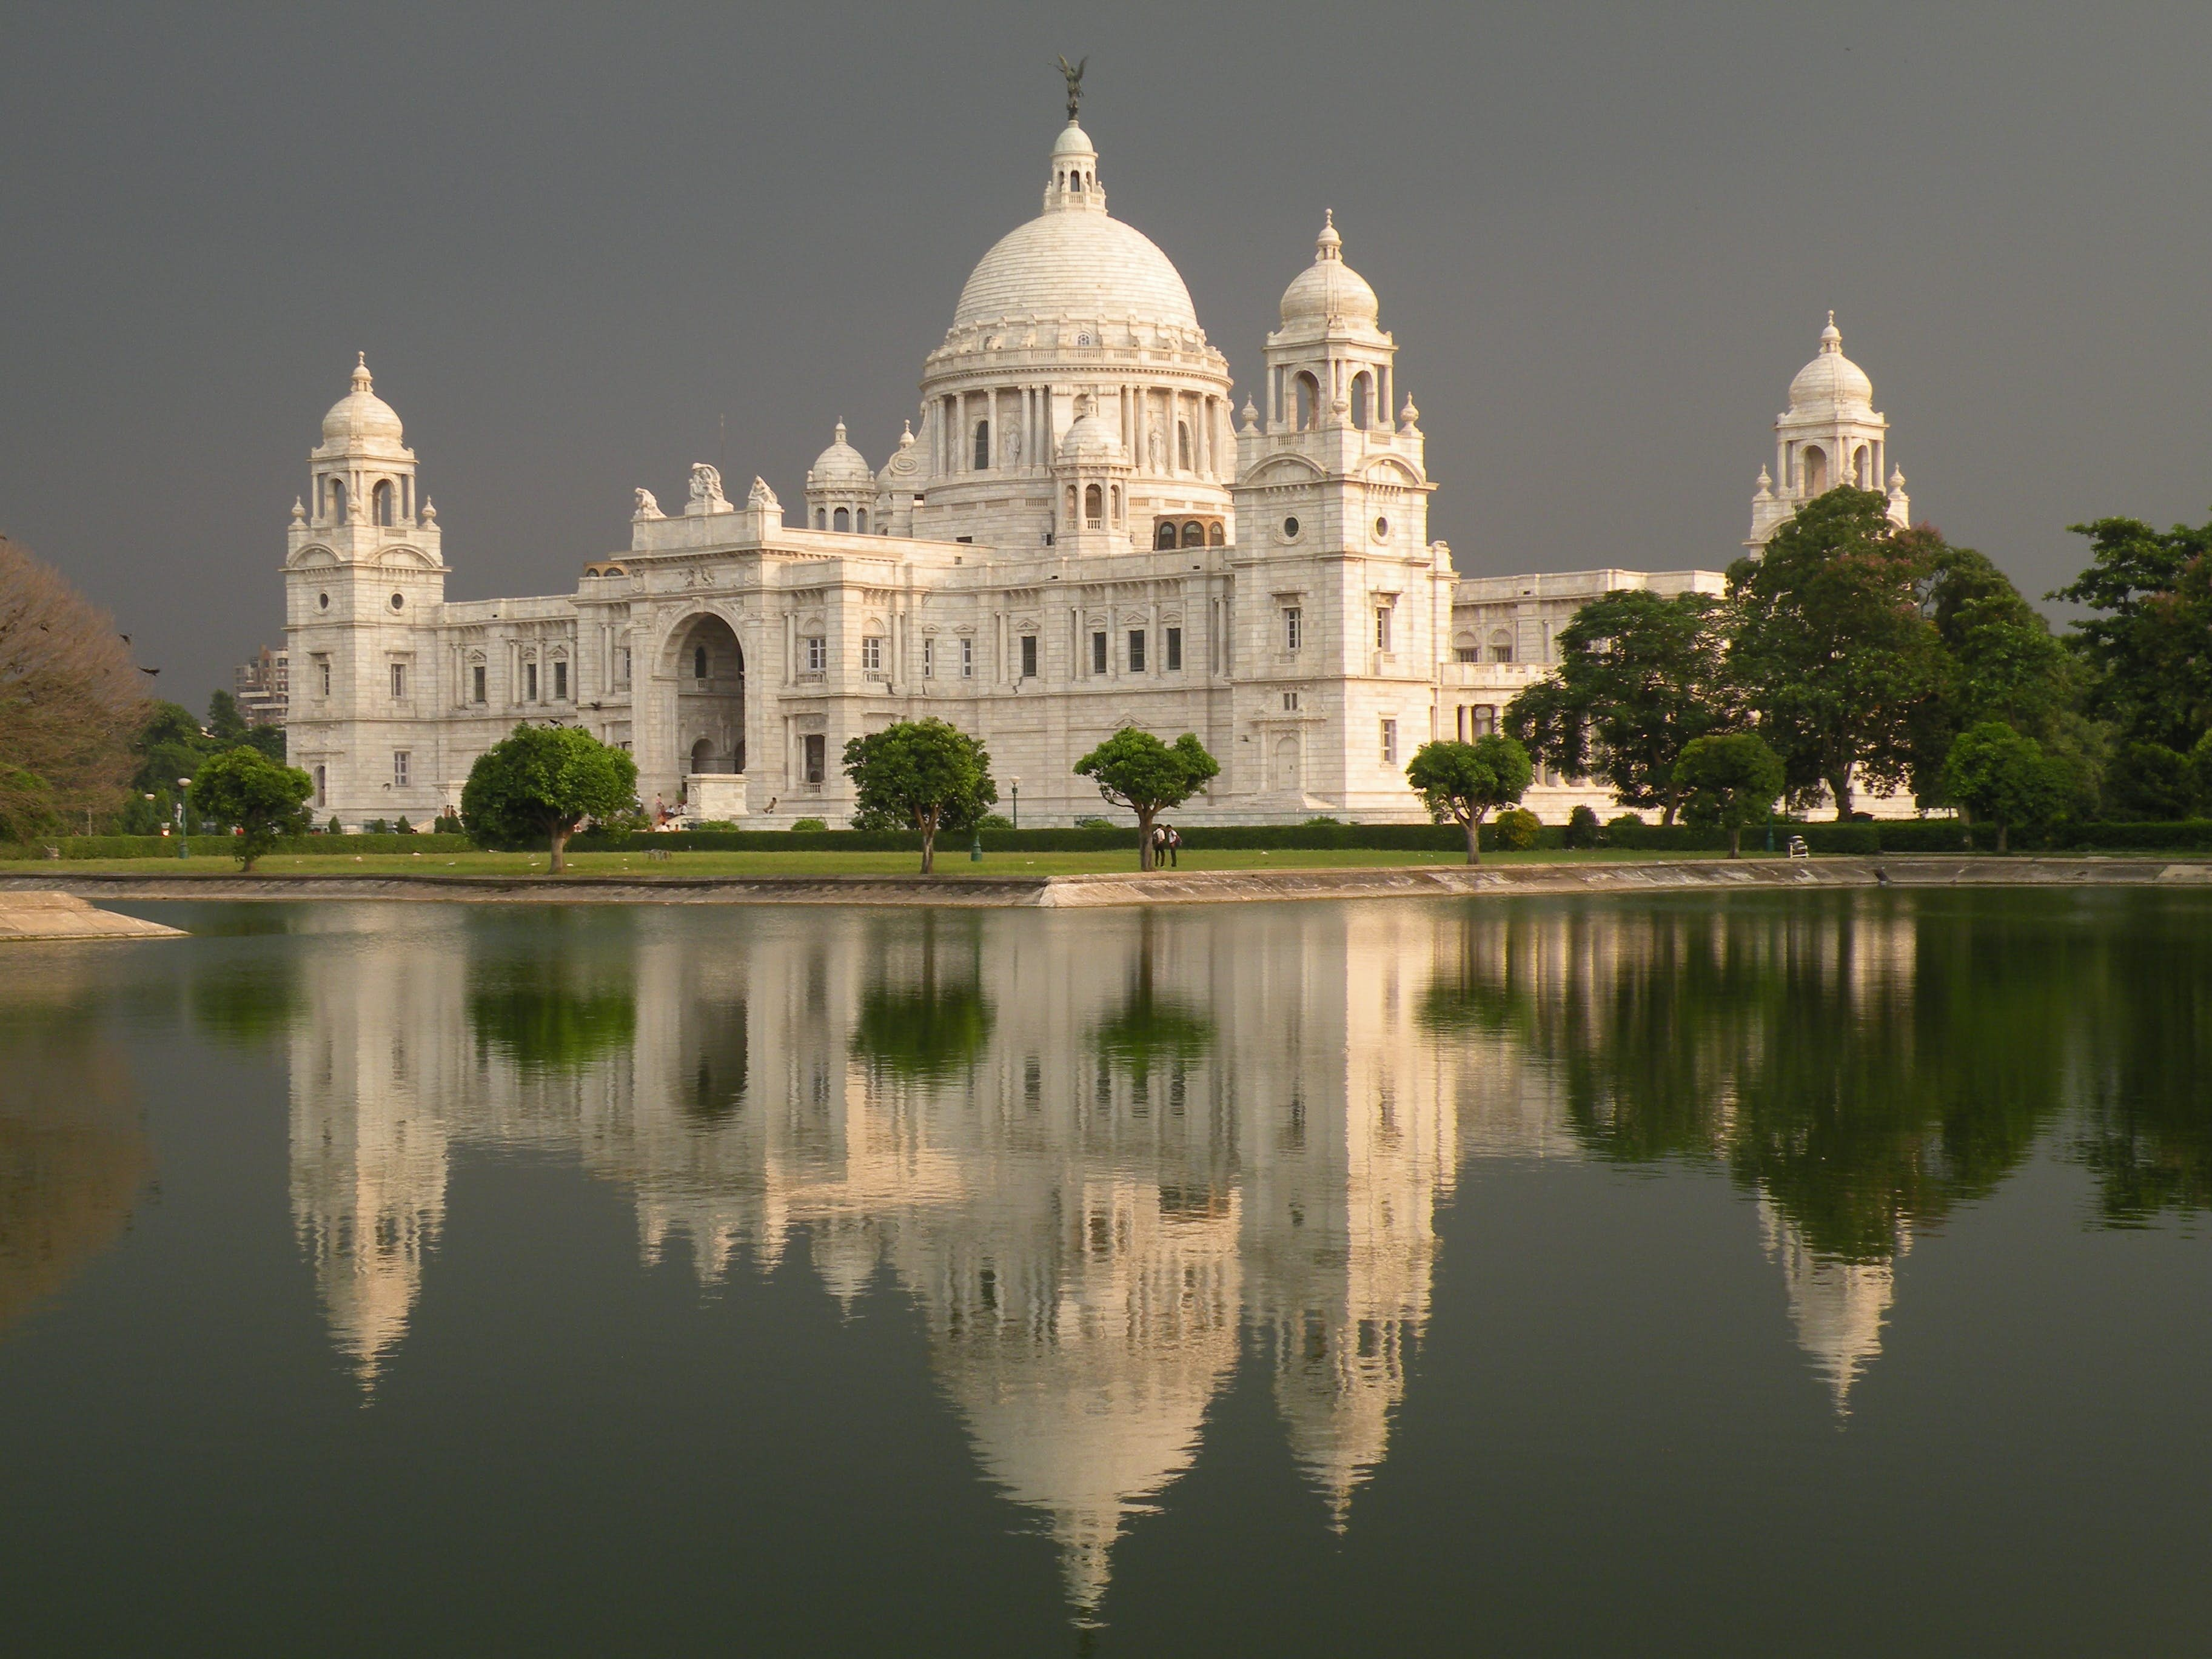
[1150,823,1168,866]
[1164,823,1181,867]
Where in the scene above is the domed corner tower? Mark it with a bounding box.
[283,355,449,828]
[803,421,874,534]
[1228,213,1451,818]
[908,109,1236,554]
[1746,313,1911,550]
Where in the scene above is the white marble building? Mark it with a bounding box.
[281,105,1906,829]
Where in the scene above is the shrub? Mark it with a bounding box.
[1493,808,1541,850]
[1563,804,1604,848]
[326,815,342,835]
[789,816,829,832]
[1303,815,1344,826]
[1074,816,1115,830]
[977,813,1014,830]
[394,816,412,835]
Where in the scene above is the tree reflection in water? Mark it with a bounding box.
[850,913,995,1086]
[467,918,638,1077]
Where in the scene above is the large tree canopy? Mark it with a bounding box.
[1073,728,1219,870]
[1673,732,1786,859]
[842,717,997,874]
[1728,488,1942,817]
[187,746,315,870]
[1942,722,2069,852]
[1505,588,1735,824]
[1405,735,1532,864]
[0,535,149,839]
[2050,513,2212,754]
[461,725,638,873]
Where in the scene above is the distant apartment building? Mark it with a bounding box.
[235,646,289,727]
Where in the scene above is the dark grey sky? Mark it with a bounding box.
[4,1,2207,705]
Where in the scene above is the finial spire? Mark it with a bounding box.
[1316,209,1342,260]
[351,352,373,391]
[1820,310,1842,351]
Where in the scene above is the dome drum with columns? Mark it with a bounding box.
[282,84,1928,831]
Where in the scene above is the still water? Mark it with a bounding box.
[1,891,2205,1655]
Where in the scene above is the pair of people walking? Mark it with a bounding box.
[1149,822,1182,867]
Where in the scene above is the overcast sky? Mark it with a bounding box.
[4,1,2208,705]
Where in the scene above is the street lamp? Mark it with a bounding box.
[175,777,192,859]
[1008,777,1021,831]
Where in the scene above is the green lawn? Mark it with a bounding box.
[13,846,1765,879]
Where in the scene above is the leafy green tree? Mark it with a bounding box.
[1506,589,1735,823]
[206,689,250,745]
[2051,512,2212,753]
[1073,728,1219,870]
[1404,735,1532,863]
[2103,739,2196,822]
[187,746,314,870]
[1674,732,1786,858]
[1911,539,2077,803]
[1941,722,2066,851]
[460,725,638,873]
[1728,489,1942,817]
[842,717,997,874]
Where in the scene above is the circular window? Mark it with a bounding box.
[1374,516,1390,540]
[317,592,329,610]
[1282,515,1301,538]
[389,592,405,611]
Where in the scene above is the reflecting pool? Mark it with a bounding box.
[1,892,2206,1654]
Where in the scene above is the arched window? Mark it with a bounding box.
[1852,444,1869,488]
[690,737,713,774]
[833,506,850,532]
[1110,484,1122,521]
[1295,372,1320,431]
[974,420,991,470]
[1181,521,1204,549]
[1156,521,1177,550]
[856,508,868,533]
[1067,486,1079,518]
[329,478,348,524]
[313,765,326,807]
[372,480,394,526]
[1802,445,1828,495]
[816,508,827,529]
[1177,421,1191,470]
[1207,521,1225,546]
[694,645,708,681]
[1350,372,1372,429]
[1489,629,1515,663]
[1084,483,1103,526]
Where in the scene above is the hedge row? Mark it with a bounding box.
[1,833,476,860]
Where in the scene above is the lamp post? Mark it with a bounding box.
[1009,777,1021,831]
[176,777,192,858]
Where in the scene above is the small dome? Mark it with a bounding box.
[1057,399,1127,465]
[879,421,920,481]
[1279,212,1380,329]
[1788,313,1875,412]
[808,420,871,488]
[321,354,406,447]
[1050,121,1096,159]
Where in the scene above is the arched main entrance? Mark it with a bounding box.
[674,613,745,776]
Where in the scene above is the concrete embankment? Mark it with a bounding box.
[3,856,2208,910]
[0,889,188,940]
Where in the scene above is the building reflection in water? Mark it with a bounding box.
[282,890,2208,1609]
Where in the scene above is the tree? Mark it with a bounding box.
[1404,735,1533,864]
[0,535,150,839]
[187,746,314,870]
[1505,589,1735,823]
[1073,728,1219,870]
[460,725,638,873]
[1674,732,1786,859]
[842,717,997,874]
[1912,539,2077,803]
[1942,722,2066,852]
[1728,489,1942,817]
[2103,740,2196,822]
[2051,512,2212,754]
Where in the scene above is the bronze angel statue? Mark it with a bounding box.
[1055,55,1085,121]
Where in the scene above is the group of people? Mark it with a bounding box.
[1148,822,1183,866]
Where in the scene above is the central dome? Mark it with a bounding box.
[950,120,1201,335]
[1788,314,1875,413]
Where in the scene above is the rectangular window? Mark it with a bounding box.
[1473,704,1498,737]
[390,662,407,699]
[1380,719,1398,765]
[1375,606,1393,652]
[803,637,826,672]
[802,733,826,784]
[318,658,331,697]
[960,637,974,677]
[618,646,632,686]
[313,765,326,807]
[1455,645,1479,663]
[1128,629,1146,672]
[861,635,882,672]
[472,664,487,703]
[1165,626,1182,671]
[1020,635,1037,679]
[526,662,539,700]
[393,750,411,788]
[1282,690,1300,712]
[1091,631,1107,675]
[553,660,568,700]
[1284,608,1302,652]
[922,637,935,678]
